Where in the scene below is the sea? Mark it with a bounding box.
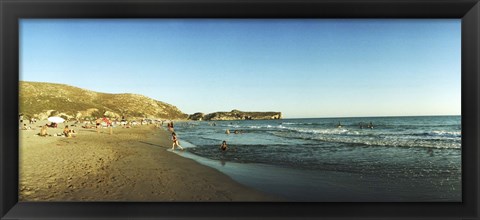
[172,116,461,202]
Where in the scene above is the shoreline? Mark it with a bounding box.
[170,118,461,202]
[19,123,280,201]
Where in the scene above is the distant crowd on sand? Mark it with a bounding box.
[19,115,76,138]
[19,114,170,139]
[20,113,239,153]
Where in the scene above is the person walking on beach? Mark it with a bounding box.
[95,118,102,133]
[168,122,174,132]
[171,132,184,151]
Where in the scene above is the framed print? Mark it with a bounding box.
[1,0,479,219]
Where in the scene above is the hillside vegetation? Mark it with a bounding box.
[19,81,188,120]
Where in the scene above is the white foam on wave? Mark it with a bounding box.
[310,135,461,149]
[281,122,316,125]
[294,128,349,134]
[176,139,198,148]
[270,128,461,149]
[245,125,288,129]
[283,127,364,136]
[429,131,461,138]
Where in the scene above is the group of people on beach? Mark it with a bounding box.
[63,125,76,138]
[19,115,76,138]
[95,117,113,134]
[19,114,118,138]
[18,117,39,130]
[20,123,34,130]
[33,124,76,138]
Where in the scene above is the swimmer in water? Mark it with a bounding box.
[220,140,228,151]
[367,122,374,129]
[337,122,342,128]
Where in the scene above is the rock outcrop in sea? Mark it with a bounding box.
[189,109,282,121]
[188,112,205,121]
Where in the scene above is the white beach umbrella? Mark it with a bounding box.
[48,116,65,123]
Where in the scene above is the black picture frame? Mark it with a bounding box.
[1,0,479,219]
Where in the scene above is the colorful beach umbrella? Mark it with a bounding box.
[47,116,65,123]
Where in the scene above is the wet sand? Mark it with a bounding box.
[19,122,279,201]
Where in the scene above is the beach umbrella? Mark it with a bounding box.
[48,116,65,123]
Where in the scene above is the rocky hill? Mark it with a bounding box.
[188,109,281,121]
[19,81,188,120]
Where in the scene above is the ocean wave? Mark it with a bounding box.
[312,135,460,149]
[269,131,461,149]
[184,143,461,177]
[180,120,462,150]
[227,124,289,130]
[319,137,460,149]
[285,127,356,135]
[408,131,461,139]
[252,125,288,129]
[427,131,461,138]
[280,122,326,126]
[225,123,461,138]
[281,122,310,125]
[274,126,461,139]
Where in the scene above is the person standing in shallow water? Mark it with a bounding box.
[171,132,184,151]
[367,122,374,129]
[220,140,228,151]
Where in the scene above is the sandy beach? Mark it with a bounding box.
[19,122,279,201]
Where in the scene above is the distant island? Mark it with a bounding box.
[19,81,281,121]
[188,110,282,121]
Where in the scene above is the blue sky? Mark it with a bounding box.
[20,19,461,118]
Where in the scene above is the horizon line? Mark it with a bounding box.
[282,114,461,120]
[20,81,460,119]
